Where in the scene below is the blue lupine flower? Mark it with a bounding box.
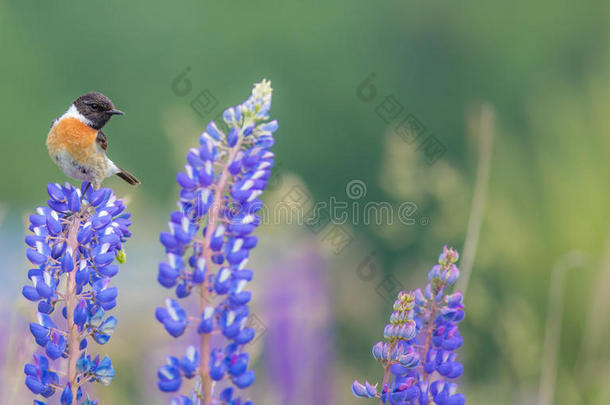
[60,383,74,405]
[172,396,194,405]
[155,80,277,404]
[23,182,131,403]
[179,346,199,378]
[158,356,183,392]
[156,298,188,337]
[352,246,466,405]
[24,353,59,398]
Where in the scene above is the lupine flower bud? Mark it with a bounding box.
[155,80,277,404]
[372,341,385,361]
[390,344,405,361]
[23,182,131,403]
[352,380,378,398]
[443,264,460,285]
[398,347,420,369]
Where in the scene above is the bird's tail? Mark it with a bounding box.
[116,168,141,185]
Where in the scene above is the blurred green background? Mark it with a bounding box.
[2,0,610,404]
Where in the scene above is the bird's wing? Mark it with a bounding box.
[96,130,108,151]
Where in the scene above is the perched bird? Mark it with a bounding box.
[46,92,140,189]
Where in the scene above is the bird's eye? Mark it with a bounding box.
[90,103,99,110]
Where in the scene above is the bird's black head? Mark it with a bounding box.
[73,92,124,129]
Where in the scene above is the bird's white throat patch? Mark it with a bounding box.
[53,104,93,128]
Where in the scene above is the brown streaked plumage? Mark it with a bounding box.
[46,92,140,188]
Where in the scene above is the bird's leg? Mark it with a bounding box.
[81,182,92,203]
[82,182,91,195]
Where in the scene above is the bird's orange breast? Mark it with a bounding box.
[47,118,98,162]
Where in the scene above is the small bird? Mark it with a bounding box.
[47,92,140,189]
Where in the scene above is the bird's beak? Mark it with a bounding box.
[107,109,125,116]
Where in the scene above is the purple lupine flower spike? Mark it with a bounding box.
[263,243,334,404]
[353,246,466,405]
[156,80,277,404]
[23,182,132,404]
